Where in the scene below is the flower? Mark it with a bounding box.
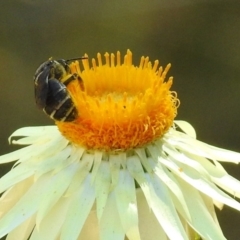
[0,50,240,240]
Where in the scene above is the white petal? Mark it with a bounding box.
[119,152,127,169]
[60,174,95,240]
[29,136,69,162]
[200,193,222,231]
[165,130,240,163]
[51,146,85,175]
[134,148,153,173]
[207,144,240,163]
[0,177,33,218]
[115,170,141,240]
[10,127,60,146]
[146,144,159,160]
[174,120,196,138]
[36,163,79,226]
[65,152,94,197]
[186,152,240,198]
[153,161,191,221]
[163,145,210,179]
[6,215,36,240]
[163,137,217,162]
[30,197,70,240]
[35,146,72,178]
[126,155,147,184]
[100,192,125,240]
[176,177,226,240]
[0,145,36,164]
[94,161,111,220]
[136,189,168,240]
[13,136,69,167]
[91,151,103,183]
[0,173,52,238]
[78,209,99,240]
[11,135,50,145]
[109,154,121,189]
[159,156,240,211]
[127,156,188,240]
[146,174,189,240]
[213,174,240,199]
[8,126,57,141]
[0,164,35,194]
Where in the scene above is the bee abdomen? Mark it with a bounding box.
[51,97,77,121]
[43,79,78,122]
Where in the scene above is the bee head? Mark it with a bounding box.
[47,60,66,80]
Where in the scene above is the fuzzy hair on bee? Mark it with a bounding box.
[34,57,87,122]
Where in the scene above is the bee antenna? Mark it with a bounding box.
[65,57,88,62]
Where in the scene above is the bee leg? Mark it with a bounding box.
[76,74,85,91]
[64,73,85,91]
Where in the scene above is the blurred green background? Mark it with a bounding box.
[0,0,240,239]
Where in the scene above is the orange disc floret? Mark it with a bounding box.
[57,50,179,151]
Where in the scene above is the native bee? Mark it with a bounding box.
[34,57,86,122]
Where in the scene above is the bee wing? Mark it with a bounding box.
[34,68,49,109]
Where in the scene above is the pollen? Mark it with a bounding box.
[57,50,179,151]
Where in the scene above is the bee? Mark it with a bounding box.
[34,57,87,122]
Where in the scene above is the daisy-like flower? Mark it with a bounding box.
[0,50,240,240]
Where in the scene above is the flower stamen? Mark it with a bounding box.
[57,50,179,151]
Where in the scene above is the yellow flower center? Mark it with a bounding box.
[57,50,179,151]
